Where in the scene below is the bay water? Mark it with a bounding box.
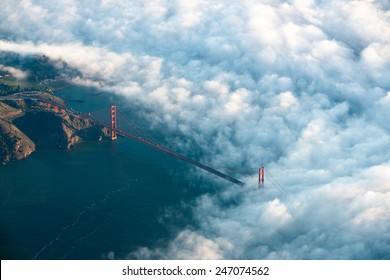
[0,86,209,259]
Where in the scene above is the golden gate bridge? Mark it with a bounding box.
[97,105,245,186]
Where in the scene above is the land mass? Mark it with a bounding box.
[0,92,110,165]
[0,53,111,164]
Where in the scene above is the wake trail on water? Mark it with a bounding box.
[61,210,115,259]
[32,180,136,260]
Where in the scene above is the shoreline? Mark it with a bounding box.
[0,91,110,165]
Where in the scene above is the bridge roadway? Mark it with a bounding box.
[1,92,245,186]
[92,119,245,186]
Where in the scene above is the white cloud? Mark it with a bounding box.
[0,64,28,79]
[1,0,390,259]
[130,230,233,260]
[278,91,298,108]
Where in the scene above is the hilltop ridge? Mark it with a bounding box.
[0,93,110,165]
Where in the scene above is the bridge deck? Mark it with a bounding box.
[116,128,245,186]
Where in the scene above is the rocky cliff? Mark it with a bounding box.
[0,120,36,164]
[13,112,110,150]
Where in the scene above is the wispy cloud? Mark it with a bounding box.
[0,64,28,79]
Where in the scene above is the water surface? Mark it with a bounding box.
[0,86,208,259]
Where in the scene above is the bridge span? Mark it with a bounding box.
[92,115,245,186]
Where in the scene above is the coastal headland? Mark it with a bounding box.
[0,92,110,164]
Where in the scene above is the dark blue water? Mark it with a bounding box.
[0,86,209,259]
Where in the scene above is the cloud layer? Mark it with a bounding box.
[1,0,390,259]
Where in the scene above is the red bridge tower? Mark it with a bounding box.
[111,105,117,140]
[259,167,265,185]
